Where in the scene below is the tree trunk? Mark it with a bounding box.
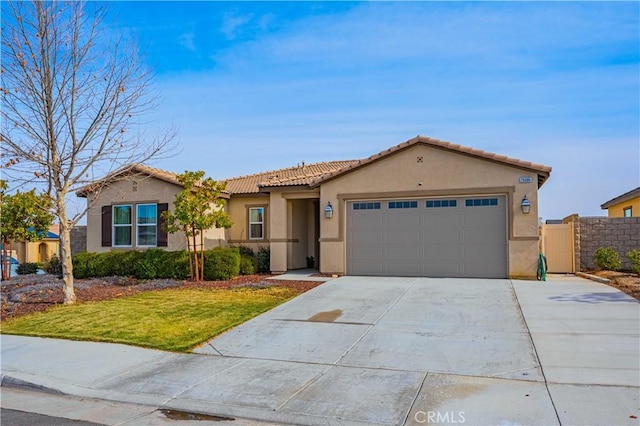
[58,205,76,304]
[2,240,9,281]
[191,227,200,281]
[200,232,204,281]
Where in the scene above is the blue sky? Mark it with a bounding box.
[107,1,639,220]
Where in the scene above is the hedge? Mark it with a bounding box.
[72,247,240,280]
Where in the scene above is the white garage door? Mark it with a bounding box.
[346,196,508,278]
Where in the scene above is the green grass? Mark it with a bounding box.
[1,287,299,352]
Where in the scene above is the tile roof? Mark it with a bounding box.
[310,135,552,188]
[601,187,640,209]
[225,161,359,194]
[76,164,185,197]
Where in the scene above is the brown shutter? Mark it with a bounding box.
[101,206,112,247]
[157,203,169,247]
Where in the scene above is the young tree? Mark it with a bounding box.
[1,2,173,302]
[0,181,54,280]
[162,171,232,281]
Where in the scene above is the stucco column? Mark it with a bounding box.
[269,192,288,273]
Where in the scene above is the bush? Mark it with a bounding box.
[72,250,190,280]
[256,246,270,273]
[594,247,621,271]
[44,254,63,276]
[157,251,190,280]
[235,245,256,258]
[72,251,98,278]
[16,262,39,275]
[240,255,258,275]
[203,247,240,280]
[627,250,640,274]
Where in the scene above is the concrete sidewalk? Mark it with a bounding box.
[2,276,639,425]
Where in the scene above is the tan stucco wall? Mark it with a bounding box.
[606,197,639,217]
[226,195,270,252]
[85,176,225,253]
[318,144,541,278]
[265,190,320,273]
[15,240,59,264]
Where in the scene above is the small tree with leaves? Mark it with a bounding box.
[0,180,54,280]
[162,171,232,281]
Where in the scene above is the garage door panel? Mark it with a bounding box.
[387,214,421,228]
[387,245,421,260]
[349,245,384,260]
[387,231,421,244]
[346,196,507,278]
[423,243,462,261]
[350,262,384,275]
[349,230,385,245]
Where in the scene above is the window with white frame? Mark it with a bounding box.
[113,205,133,247]
[249,207,264,240]
[137,203,157,246]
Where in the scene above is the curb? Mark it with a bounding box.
[0,374,65,395]
[575,272,610,284]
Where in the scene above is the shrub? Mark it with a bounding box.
[16,262,39,275]
[235,245,256,258]
[157,251,190,279]
[203,247,240,280]
[627,250,640,274]
[240,255,258,275]
[256,246,270,273]
[594,247,621,271]
[44,254,63,276]
[72,251,98,278]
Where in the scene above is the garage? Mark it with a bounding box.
[346,195,508,278]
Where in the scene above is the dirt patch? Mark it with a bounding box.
[1,274,323,321]
[307,309,343,322]
[589,270,640,300]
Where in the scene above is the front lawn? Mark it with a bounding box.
[1,287,298,352]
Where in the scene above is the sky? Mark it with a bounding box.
[103,1,638,221]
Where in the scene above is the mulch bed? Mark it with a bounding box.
[589,270,640,300]
[1,274,324,321]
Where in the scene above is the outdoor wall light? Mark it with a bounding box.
[521,195,531,214]
[324,202,334,219]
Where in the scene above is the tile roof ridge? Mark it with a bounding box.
[225,159,360,181]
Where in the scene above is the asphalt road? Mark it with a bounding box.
[1,408,101,426]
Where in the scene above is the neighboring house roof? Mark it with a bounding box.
[26,228,59,239]
[310,136,552,188]
[226,161,359,194]
[601,187,640,209]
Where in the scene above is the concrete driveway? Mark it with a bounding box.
[2,276,639,425]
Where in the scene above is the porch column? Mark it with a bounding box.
[269,192,287,274]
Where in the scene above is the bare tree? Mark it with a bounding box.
[1,1,174,303]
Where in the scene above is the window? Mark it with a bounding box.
[389,201,418,209]
[465,198,498,207]
[113,205,132,247]
[249,207,264,239]
[352,202,381,210]
[137,203,157,247]
[426,199,457,208]
[624,207,632,217]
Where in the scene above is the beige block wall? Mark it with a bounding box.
[85,176,225,253]
[319,144,541,278]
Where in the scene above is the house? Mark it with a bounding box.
[14,225,60,264]
[600,187,640,218]
[77,136,551,279]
